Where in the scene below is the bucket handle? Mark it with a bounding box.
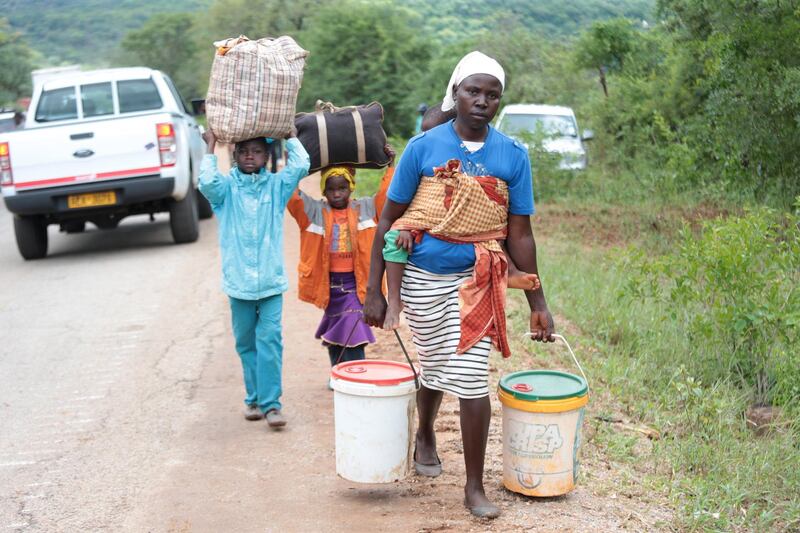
[335,312,421,391]
[522,333,589,394]
[393,329,421,391]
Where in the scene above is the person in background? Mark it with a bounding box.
[363,51,555,519]
[267,138,282,173]
[200,128,310,429]
[421,105,456,132]
[287,146,395,378]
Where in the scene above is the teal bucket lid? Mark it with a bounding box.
[499,370,588,401]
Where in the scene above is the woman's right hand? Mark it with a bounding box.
[363,288,388,327]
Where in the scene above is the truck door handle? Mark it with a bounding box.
[70,132,94,140]
[73,149,95,158]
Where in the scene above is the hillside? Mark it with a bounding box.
[3,0,654,67]
[401,0,654,40]
[0,0,209,65]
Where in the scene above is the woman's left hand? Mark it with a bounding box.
[528,309,555,342]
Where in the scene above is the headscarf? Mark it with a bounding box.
[441,51,505,112]
[320,165,356,193]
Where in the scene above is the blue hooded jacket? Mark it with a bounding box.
[199,138,310,300]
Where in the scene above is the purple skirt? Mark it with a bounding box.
[315,272,375,347]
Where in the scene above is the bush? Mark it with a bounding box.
[625,205,800,408]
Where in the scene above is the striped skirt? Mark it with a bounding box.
[400,262,492,399]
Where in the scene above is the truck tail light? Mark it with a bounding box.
[0,142,12,186]
[156,122,177,167]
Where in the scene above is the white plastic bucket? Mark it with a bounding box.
[331,360,417,483]
[499,335,590,497]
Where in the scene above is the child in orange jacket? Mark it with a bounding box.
[287,146,395,367]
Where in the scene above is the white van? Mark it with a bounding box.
[495,104,593,170]
[0,67,211,259]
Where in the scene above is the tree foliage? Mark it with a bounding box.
[403,0,653,41]
[121,13,198,98]
[0,0,209,65]
[679,0,800,201]
[204,0,319,36]
[296,1,431,136]
[0,18,35,105]
[574,18,638,96]
[583,1,800,203]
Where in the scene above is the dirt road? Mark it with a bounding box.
[0,169,673,531]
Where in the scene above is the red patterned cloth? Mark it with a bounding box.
[458,246,510,357]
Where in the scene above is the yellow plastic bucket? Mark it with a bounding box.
[498,335,589,497]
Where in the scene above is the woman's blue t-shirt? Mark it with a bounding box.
[387,121,535,274]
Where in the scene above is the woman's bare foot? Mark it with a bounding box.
[382,299,403,330]
[508,272,540,290]
[464,486,500,519]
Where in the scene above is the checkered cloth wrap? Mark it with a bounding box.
[392,159,512,357]
[206,35,308,143]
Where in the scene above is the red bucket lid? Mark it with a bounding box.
[331,360,416,386]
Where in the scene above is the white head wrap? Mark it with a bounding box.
[441,51,505,112]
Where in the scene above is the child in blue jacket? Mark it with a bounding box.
[200,128,310,429]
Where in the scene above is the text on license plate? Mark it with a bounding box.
[67,191,117,209]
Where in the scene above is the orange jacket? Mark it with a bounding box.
[287,167,393,309]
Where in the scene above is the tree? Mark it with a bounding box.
[574,18,638,96]
[200,0,329,40]
[0,18,35,106]
[658,0,800,201]
[297,1,432,137]
[121,13,199,98]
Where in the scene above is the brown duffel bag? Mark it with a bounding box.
[295,101,391,172]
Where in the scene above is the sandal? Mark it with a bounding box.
[413,446,442,477]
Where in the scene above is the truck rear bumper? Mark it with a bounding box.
[3,175,175,217]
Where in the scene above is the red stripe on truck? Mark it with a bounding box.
[14,166,163,190]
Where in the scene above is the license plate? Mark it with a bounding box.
[67,191,117,209]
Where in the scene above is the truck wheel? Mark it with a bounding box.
[196,188,213,220]
[14,215,48,260]
[169,190,199,244]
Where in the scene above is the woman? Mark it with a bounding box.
[363,51,555,519]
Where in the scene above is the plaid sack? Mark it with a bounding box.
[295,101,391,173]
[206,35,308,143]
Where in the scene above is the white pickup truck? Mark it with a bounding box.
[0,67,212,259]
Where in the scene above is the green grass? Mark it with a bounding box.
[507,236,800,531]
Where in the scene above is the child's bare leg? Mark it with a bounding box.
[505,253,540,291]
[383,261,405,330]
